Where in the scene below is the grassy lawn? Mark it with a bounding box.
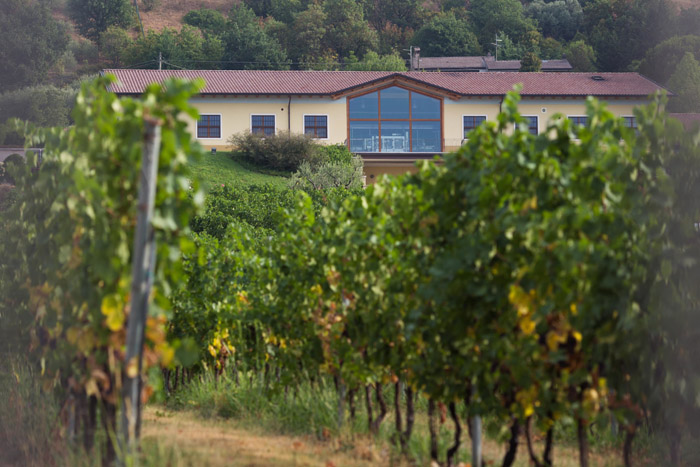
[189,151,288,191]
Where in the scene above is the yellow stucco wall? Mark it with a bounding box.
[364,164,419,183]
[184,94,648,180]
[187,96,347,150]
[187,95,645,151]
[515,99,641,134]
[443,98,501,152]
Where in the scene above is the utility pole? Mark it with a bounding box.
[121,117,162,456]
[132,0,145,39]
[158,52,162,70]
[491,34,502,61]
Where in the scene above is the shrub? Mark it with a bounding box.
[190,184,361,238]
[0,154,24,185]
[141,0,161,12]
[191,184,295,237]
[316,143,354,165]
[288,156,364,190]
[228,131,321,172]
[0,184,16,212]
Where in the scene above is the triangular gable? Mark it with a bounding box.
[331,73,462,100]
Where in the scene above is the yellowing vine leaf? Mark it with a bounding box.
[101,294,124,331]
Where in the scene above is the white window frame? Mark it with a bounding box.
[462,115,487,141]
[303,114,330,140]
[250,114,277,136]
[523,115,539,135]
[196,113,223,140]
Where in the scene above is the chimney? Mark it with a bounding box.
[411,47,421,71]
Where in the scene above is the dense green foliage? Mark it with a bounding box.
[0,0,69,92]
[667,53,700,113]
[168,91,700,465]
[344,51,407,72]
[0,81,82,145]
[526,0,583,42]
[67,0,135,42]
[0,76,204,454]
[121,26,225,70]
[229,131,322,172]
[288,156,364,191]
[411,13,481,57]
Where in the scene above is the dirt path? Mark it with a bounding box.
[141,406,392,467]
[141,406,634,467]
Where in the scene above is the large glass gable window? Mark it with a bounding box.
[348,86,442,153]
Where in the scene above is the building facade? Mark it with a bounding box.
[105,69,667,181]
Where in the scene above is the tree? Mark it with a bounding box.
[411,12,481,57]
[284,4,328,62]
[583,0,675,71]
[565,40,596,71]
[638,35,700,85]
[344,51,407,71]
[243,0,303,24]
[121,26,224,69]
[183,8,228,37]
[322,0,378,59]
[676,7,700,37]
[667,53,700,113]
[493,33,525,60]
[67,0,135,42]
[525,0,583,42]
[468,0,536,47]
[220,4,289,69]
[520,52,542,71]
[365,0,426,31]
[99,26,132,67]
[0,0,69,92]
[539,37,564,60]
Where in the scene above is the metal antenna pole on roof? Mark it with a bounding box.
[491,34,502,61]
[403,45,414,71]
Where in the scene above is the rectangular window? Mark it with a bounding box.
[623,116,637,129]
[349,121,379,152]
[348,86,442,153]
[525,116,538,135]
[463,116,486,138]
[412,121,441,152]
[197,114,221,138]
[380,121,410,152]
[304,115,328,138]
[251,115,275,136]
[569,116,588,126]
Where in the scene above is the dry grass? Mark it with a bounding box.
[141,406,393,467]
[137,0,235,32]
[142,406,633,467]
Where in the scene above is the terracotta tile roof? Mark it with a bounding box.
[418,56,486,70]
[485,60,521,71]
[541,60,573,71]
[103,69,669,98]
[669,113,700,130]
